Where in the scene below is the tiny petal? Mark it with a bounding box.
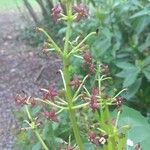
[127,139,134,147]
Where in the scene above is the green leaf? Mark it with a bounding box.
[32,105,42,116]
[139,33,150,52]
[124,78,142,99]
[123,67,140,87]
[119,106,150,150]
[116,64,140,87]
[143,56,150,67]
[84,143,95,150]
[116,62,135,70]
[32,142,41,150]
[130,8,150,19]
[143,67,150,81]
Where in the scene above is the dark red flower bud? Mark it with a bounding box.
[15,91,27,106]
[89,100,99,112]
[83,51,92,64]
[73,4,89,21]
[40,86,58,101]
[70,75,82,89]
[90,63,96,74]
[44,110,58,122]
[51,4,62,22]
[88,132,99,145]
[92,88,99,96]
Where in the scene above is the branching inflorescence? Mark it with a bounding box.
[15,1,129,150]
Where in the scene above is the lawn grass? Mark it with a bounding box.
[0,0,37,10]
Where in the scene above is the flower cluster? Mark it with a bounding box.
[70,75,82,89]
[51,3,89,23]
[88,132,108,146]
[40,86,58,101]
[89,88,100,111]
[51,4,63,22]
[82,51,96,74]
[44,110,58,122]
[73,4,89,21]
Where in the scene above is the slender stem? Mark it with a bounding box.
[63,58,84,150]
[37,28,63,56]
[64,1,72,54]
[68,32,96,56]
[34,130,49,150]
[25,105,49,150]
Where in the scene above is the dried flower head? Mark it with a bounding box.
[51,4,62,22]
[73,4,89,21]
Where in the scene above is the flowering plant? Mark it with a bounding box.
[15,1,132,150]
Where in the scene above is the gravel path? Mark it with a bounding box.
[0,10,60,149]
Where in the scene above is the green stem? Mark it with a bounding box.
[34,130,49,150]
[37,28,63,56]
[25,105,49,150]
[68,32,96,56]
[63,58,84,150]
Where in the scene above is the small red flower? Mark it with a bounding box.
[51,4,62,22]
[83,51,92,64]
[89,88,100,111]
[41,86,58,101]
[70,75,82,89]
[92,88,99,96]
[88,132,99,145]
[15,92,27,106]
[90,63,96,74]
[89,100,99,112]
[44,110,58,122]
[73,4,89,21]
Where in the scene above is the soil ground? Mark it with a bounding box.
[0,10,60,149]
